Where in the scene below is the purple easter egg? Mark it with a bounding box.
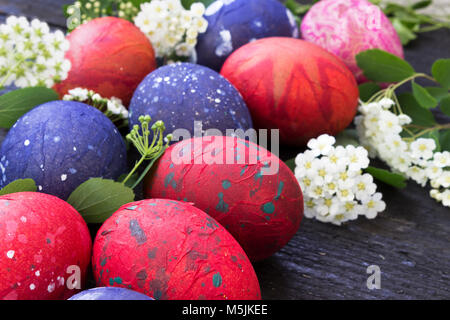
[0,101,127,200]
[128,62,253,139]
[196,0,299,71]
[68,287,153,300]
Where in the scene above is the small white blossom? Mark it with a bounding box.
[307,134,336,156]
[355,98,450,207]
[294,134,385,225]
[63,88,128,127]
[410,138,436,160]
[0,16,71,88]
[134,0,208,62]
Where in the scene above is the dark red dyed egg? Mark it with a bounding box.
[54,17,156,106]
[144,136,304,262]
[0,192,91,300]
[220,37,359,146]
[92,199,261,300]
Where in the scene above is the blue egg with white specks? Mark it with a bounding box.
[0,101,127,200]
[129,62,253,138]
[196,0,299,71]
[68,287,153,300]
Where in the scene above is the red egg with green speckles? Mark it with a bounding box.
[92,199,261,300]
[0,192,91,300]
[54,17,156,106]
[144,136,303,262]
[220,37,359,146]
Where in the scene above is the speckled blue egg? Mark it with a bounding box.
[68,287,153,300]
[0,101,127,200]
[196,0,299,71]
[129,63,253,137]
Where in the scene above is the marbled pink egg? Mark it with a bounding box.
[301,0,403,83]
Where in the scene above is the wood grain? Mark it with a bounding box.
[0,0,449,300]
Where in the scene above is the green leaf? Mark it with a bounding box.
[440,95,450,117]
[356,49,415,83]
[411,0,432,10]
[432,59,450,90]
[412,81,438,109]
[285,158,295,173]
[365,166,407,189]
[425,86,449,102]
[358,82,381,102]
[439,130,450,152]
[398,92,436,127]
[0,179,37,196]
[391,18,417,45]
[0,87,59,128]
[67,178,135,224]
[335,129,360,147]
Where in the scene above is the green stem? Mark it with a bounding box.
[122,153,146,185]
[0,58,25,88]
[403,123,450,140]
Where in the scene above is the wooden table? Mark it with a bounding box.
[0,0,449,300]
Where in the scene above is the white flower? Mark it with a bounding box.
[62,87,128,127]
[0,16,71,88]
[361,193,386,219]
[440,189,450,207]
[353,174,377,200]
[379,98,395,109]
[355,98,449,208]
[134,0,208,61]
[433,151,450,168]
[295,134,385,225]
[346,145,370,171]
[307,134,336,156]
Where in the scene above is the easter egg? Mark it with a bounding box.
[54,17,156,106]
[92,199,261,300]
[68,287,153,300]
[0,192,91,300]
[220,37,359,146]
[196,0,299,71]
[0,101,127,200]
[144,136,304,262]
[128,63,253,138]
[301,0,403,83]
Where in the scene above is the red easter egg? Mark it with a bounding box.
[0,192,91,300]
[54,17,156,106]
[92,199,261,300]
[220,37,359,146]
[144,136,304,262]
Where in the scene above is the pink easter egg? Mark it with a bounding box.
[301,0,403,83]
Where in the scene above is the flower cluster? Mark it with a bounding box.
[63,88,128,128]
[0,16,71,88]
[66,1,140,30]
[294,134,386,225]
[134,0,208,62]
[356,98,450,207]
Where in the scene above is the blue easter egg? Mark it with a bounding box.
[129,62,253,139]
[196,0,299,71]
[68,287,153,300]
[0,101,127,200]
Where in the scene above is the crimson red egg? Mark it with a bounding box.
[54,17,156,106]
[0,192,92,300]
[144,136,304,262]
[92,199,261,300]
[220,37,359,146]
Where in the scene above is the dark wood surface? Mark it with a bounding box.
[0,0,449,300]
